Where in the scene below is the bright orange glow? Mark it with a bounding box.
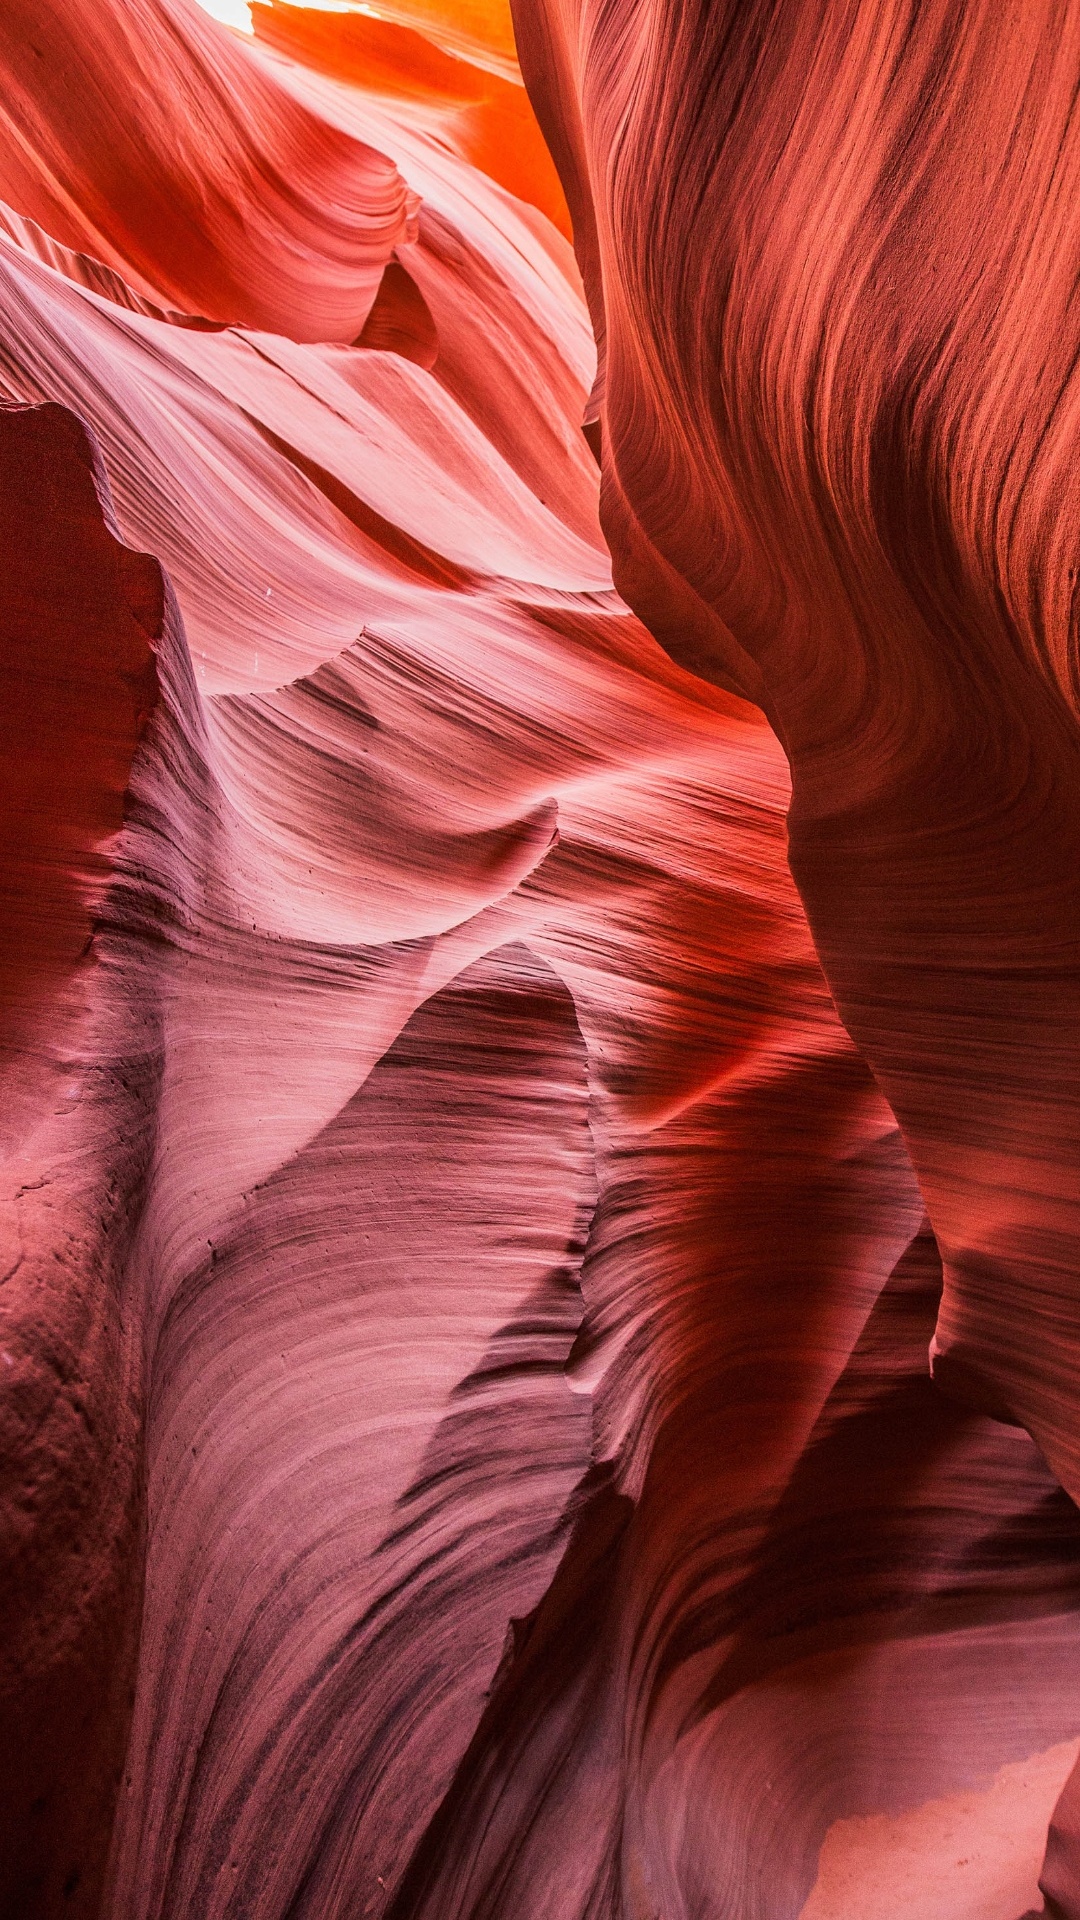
[346,0,520,79]
[252,0,572,237]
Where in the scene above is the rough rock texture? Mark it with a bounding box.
[0,2,1077,1918]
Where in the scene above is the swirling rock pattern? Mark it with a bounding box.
[0,2,1078,1918]
[511,0,1080,1915]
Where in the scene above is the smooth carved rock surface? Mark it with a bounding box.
[0,3,1078,1918]
[510,0,1080,1915]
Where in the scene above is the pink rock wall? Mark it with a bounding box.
[0,2,1078,1917]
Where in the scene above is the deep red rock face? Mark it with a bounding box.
[1,2,1078,1918]
[509,0,1080,1914]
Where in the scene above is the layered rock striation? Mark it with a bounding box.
[0,2,1077,1917]
[512,0,1080,1914]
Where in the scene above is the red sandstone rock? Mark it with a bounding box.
[1,3,1078,1918]
[512,0,1080,1913]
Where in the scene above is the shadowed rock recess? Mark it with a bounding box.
[1,1,1078,1916]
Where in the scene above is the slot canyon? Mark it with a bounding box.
[1,2,1079,1916]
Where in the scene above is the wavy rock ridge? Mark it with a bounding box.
[0,1,1078,1917]
[511,1,1080,1915]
